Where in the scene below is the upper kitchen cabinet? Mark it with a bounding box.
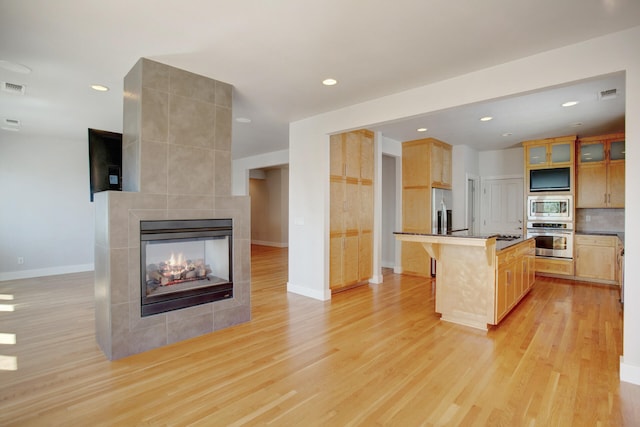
[523,135,576,195]
[523,135,576,169]
[430,139,452,189]
[576,132,625,208]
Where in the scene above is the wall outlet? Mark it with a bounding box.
[17,257,24,265]
[586,215,591,222]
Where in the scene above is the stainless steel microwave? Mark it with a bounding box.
[527,195,572,221]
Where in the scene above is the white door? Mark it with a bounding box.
[480,178,524,235]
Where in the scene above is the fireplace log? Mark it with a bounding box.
[149,270,170,286]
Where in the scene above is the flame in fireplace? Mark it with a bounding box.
[146,254,211,288]
[168,252,185,270]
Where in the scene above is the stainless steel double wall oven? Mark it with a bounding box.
[526,195,574,259]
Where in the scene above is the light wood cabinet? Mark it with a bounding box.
[400,137,452,277]
[576,132,625,208]
[574,234,618,283]
[329,129,374,292]
[522,135,575,195]
[535,257,574,276]
[523,135,575,168]
[430,140,452,189]
[495,239,535,323]
[401,139,431,277]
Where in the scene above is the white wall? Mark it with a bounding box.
[232,149,289,196]
[0,133,95,280]
[479,147,525,177]
[287,26,640,384]
[249,168,289,247]
[452,145,480,230]
[381,154,397,268]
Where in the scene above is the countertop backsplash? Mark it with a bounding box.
[576,208,624,233]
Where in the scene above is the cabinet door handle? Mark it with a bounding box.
[604,193,608,204]
[608,194,611,204]
[507,271,511,285]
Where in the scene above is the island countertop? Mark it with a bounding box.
[393,232,528,251]
[394,232,535,330]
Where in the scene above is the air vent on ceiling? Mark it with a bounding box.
[1,81,26,95]
[599,88,617,100]
[1,117,21,131]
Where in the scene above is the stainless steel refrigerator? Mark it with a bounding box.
[432,188,452,234]
[431,188,452,276]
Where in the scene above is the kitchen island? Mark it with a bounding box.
[394,232,535,330]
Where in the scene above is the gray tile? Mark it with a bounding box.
[128,323,168,357]
[141,87,169,142]
[169,67,216,104]
[139,140,168,194]
[141,58,170,92]
[214,150,231,196]
[167,145,214,195]
[167,312,214,344]
[168,94,215,148]
[110,248,130,304]
[214,106,232,151]
[168,195,214,211]
[215,81,232,108]
[214,304,250,331]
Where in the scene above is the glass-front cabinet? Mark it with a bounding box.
[525,136,575,168]
[523,136,576,196]
[576,132,625,208]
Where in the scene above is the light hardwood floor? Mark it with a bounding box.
[1,245,639,426]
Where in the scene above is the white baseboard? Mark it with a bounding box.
[0,263,94,282]
[251,240,288,248]
[393,266,403,274]
[620,356,640,385]
[369,274,383,284]
[286,281,330,301]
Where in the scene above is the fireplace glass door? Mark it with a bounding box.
[140,219,233,316]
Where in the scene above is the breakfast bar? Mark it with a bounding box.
[394,232,536,330]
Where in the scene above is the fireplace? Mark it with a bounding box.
[94,58,250,360]
[140,219,233,316]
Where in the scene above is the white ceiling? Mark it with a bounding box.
[1,1,638,158]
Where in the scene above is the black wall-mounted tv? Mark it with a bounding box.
[88,128,122,201]
[529,167,570,192]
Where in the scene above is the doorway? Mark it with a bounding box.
[466,175,480,235]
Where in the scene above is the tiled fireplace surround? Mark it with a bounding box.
[94,58,250,360]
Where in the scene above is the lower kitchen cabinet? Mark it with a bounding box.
[575,234,618,283]
[495,239,535,323]
[535,257,574,276]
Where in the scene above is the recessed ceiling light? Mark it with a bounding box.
[562,101,579,107]
[570,122,583,127]
[322,78,337,86]
[235,117,252,123]
[502,132,513,137]
[480,116,493,122]
[417,128,427,132]
[91,84,109,92]
[0,60,32,74]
